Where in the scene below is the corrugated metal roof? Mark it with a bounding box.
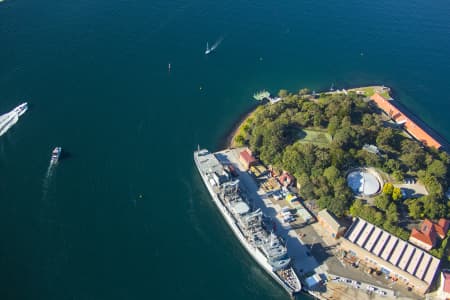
[415,254,431,280]
[389,239,407,267]
[364,227,382,252]
[398,245,415,269]
[407,250,423,275]
[345,218,440,284]
[381,235,398,261]
[373,231,390,256]
[423,258,440,284]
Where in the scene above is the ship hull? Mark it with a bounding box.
[194,150,300,295]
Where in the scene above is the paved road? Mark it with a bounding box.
[328,274,394,298]
[217,149,319,275]
[394,183,428,198]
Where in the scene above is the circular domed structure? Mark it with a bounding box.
[347,169,381,196]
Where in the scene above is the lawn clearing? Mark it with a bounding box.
[297,129,332,146]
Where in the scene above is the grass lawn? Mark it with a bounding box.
[297,128,332,146]
[356,86,391,99]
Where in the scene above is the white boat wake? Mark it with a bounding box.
[42,164,55,201]
[205,37,224,54]
[42,149,61,201]
[0,103,28,137]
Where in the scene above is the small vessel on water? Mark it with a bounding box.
[50,147,62,165]
[194,148,301,296]
[0,103,28,137]
[205,37,223,55]
[205,42,211,55]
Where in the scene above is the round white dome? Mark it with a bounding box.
[347,170,380,196]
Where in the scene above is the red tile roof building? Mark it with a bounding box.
[437,219,450,239]
[440,270,450,299]
[370,93,442,149]
[409,218,449,251]
[278,171,295,187]
[239,148,257,170]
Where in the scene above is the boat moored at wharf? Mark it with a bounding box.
[194,148,301,296]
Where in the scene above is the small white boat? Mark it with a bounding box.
[205,42,211,55]
[50,147,62,165]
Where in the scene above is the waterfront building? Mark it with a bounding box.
[370,93,442,149]
[409,218,450,251]
[341,217,440,295]
[239,148,257,170]
[317,209,346,239]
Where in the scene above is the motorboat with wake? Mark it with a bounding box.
[0,103,28,136]
[50,147,62,165]
[204,37,223,55]
[205,42,211,55]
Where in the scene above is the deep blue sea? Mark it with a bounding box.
[0,0,449,299]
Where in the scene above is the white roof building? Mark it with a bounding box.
[340,217,440,295]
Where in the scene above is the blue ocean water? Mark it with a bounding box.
[0,0,449,299]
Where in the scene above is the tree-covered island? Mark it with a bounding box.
[233,86,450,246]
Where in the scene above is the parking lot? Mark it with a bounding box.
[329,275,393,297]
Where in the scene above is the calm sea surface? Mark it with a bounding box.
[0,0,449,299]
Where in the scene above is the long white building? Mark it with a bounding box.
[340,217,440,295]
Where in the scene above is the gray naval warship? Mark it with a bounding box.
[194,148,301,296]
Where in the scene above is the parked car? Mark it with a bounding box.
[404,178,416,184]
[281,207,291,213]
[366,285,376,291]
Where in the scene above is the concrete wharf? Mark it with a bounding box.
[212,147,422,299]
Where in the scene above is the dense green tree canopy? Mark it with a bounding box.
[239,89,449,220]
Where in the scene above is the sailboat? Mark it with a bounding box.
[205,42,211,55]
